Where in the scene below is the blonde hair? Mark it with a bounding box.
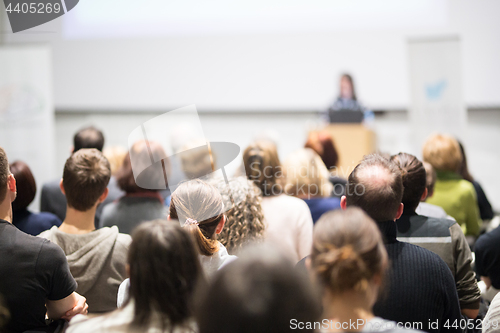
[311,207,388,294]
[243,141,283,197]
[284,148,333,198]
[169,179,223,256]
[103,146,127,176]
[216,177,265,254]
[422,134,462,173]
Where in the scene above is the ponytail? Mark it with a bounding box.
[169,180,225,256]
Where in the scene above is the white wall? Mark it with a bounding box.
[3,0,500,110]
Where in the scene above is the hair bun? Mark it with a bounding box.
[314,245,370,293]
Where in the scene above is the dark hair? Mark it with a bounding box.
[422,161,437,197]
[169,179,223,256]
[73,126,105,152]
[457,141,474,183]
[116,140,169,193]
[0,148,9,203]
[63,149,111,211]
[340,73,357,101]
[243,141,283,197]
[128,220,202,330]
[9,161,36,211]
[305,131,339,170]
[196,246,321,333]
[390,153,426,213]
[311,207,388,294]
[346,154,403,222]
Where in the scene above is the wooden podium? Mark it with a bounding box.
[322,124,376,177]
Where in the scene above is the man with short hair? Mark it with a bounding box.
[0,146,88,332]
[39,149,131,313]
[392,152,480,319]
[341,154,461,332]
[40,126,124,225]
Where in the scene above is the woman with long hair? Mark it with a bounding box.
[67,220,202,333]
[243,141,313,262]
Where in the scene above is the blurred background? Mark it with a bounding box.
[0,0,499,211]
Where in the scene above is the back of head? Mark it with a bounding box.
[457,140,474,182]
[422,134,462,173]
[217,177,265,254]
[422,161,437,197]
[243,141,283,197]
[128,220,202,329]
[179,139,214,179]
[311,208,388,295]
[390,153,426,213]
[0,147,9,203]
[196,246,321,333]
[63,149,111,211]
[103,146,127,176]
[170,179,224,256]
[346,154,403,222]
[116,140,169,193]
[284,148,333,198]
[73,126,105,152]
[304,131,339,170]
[9,161,36,211]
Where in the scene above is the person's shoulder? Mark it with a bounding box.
[475,226,500,250]
[37,225,58,239]
[418,214,457,229]
[41,179,62,192]
[398,240,448,265]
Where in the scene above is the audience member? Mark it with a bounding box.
[423,134,482,237]
[170,179,237,276]
[103,145,127,176]
[39,149,131,313]
[482,292,500,333]
[216,176,266,255]
[116,178,237,307]
[474,222,500,301]
[311,207,419,332]
[41,126,124,227]
[196,245,321,333]
[100,140,167,234]
[243,141,313,262]
[392,152,480,319]
[458,140,494,221]
[342,154,461,332]
[10,160,61,235]
[304,131,346,197]
[284,148,340,223]
[415,161,450,219]
[0,146,88,333]
[66,220,201,333]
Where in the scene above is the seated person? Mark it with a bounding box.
[243,141,313,262]
[458,140,494,221]
[311,207,419,332]
[304,131,346,197]
[100,140,167,234]
[416,161,451,219]
[39,149,131,313]
[284,148,340,223]
[482,292,500,333]
[215,176,266,255]
[423,134,482,237]
[66,220,201,333]
[392,152,480,319]
[0,146,87,332]
[341,154,461,332]
[117,179,236,306]
[474,223,500,301]
[41,126,124,227]
[10,160,61,235]
[196,245,321,333]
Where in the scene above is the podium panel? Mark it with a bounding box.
[322,124,376,178]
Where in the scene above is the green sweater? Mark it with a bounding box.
[426,171,482,236]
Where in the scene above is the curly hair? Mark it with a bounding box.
[216,177,266,254]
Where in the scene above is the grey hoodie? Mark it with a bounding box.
[39,226,131,313]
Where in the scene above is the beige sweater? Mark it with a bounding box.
[39,226,131,313]
[260,194,313,263]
